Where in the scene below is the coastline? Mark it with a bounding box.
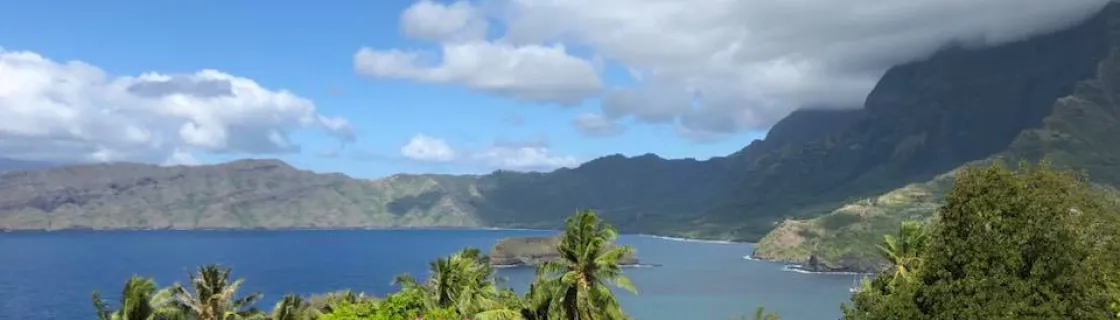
[5,225,864,274]
[743,254,873,275]
[493,263,661,269]
[0,226,561,233]
[634,234,750,245]
[1,226,748,244]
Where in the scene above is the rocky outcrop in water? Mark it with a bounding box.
[488,236,639,267]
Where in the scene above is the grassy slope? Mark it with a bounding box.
[753,44,1120,271]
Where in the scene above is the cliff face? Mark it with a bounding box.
[752,4,1120,271]
[707,4,1113,232]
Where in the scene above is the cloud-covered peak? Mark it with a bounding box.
[362,0,1110,139]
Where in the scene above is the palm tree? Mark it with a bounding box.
[268,294,320,320]
[876,220,927,285]
[750,306,780,320]
[92,275,184,320]
[474,268,566,320]
[394,247,505,317]
[305,290,367,314]
[539,209,637,320]
[518,270,568,320]
[164,264,264,320]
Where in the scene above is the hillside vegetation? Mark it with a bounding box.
[753,3,1120,271]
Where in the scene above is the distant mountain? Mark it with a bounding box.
[753,3,1120,271]
[0,159,480,230]
[3,4,1120,249]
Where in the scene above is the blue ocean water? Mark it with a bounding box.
[0,230,854,319]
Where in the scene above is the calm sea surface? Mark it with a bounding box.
[0,230,853,319]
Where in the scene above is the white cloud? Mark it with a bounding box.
[400,134,457,162]
[0,49,354,163]
[399,134,579,171]
[472,144,580,171]
[162,149,200,166]
[372,0,1110,138]
[571,113,624,137]
[354,42,601,105]
[354,0,602,106]
[401,0,489,43]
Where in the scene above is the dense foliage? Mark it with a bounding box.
[843,161,1120,319]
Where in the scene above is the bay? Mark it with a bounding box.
[0,230,853,319]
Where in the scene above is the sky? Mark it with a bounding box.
[0,0,1110,178]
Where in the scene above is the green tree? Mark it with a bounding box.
[539,209,637,320]
[305,290,368,315]
[268,294,320,320]
[394,247,506,317]
[875,220,927,286]
[844,160,1120,319]
[473,269,566,320]
[164,264,265,320]
[92,275,184,320]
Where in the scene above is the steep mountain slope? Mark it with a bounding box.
[701,5,1112,240]
[753,4,1120,271]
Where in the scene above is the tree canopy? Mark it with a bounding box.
[844,160,1120,320]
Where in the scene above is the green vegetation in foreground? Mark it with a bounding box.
[91,210,783,320]
[844,161,1120,319]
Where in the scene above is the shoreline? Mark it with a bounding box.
[0,226,561,233]
[633,234,751,245]
[493,263,661,269]
[743,255,871,275]
[4,226,864,274]
[1,227,748,244]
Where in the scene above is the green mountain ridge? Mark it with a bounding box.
[752,3,1120,272]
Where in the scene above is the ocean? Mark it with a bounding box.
[0,229,854,319]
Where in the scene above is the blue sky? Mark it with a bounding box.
[0,0,764,178]
[0,0,1101,178]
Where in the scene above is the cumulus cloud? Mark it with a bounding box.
[370,0,1110,138]
[471,144,579,171]
[354,42,601,105]
[400,0,489,42]
[571,113,624,137]
[0,49,354,164]
[354,0,602,106]
[401,134,458,162]
[399,134,579,171]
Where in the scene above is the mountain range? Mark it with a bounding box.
[4,4,1120,272]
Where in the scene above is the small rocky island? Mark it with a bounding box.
[488,236,641,267]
